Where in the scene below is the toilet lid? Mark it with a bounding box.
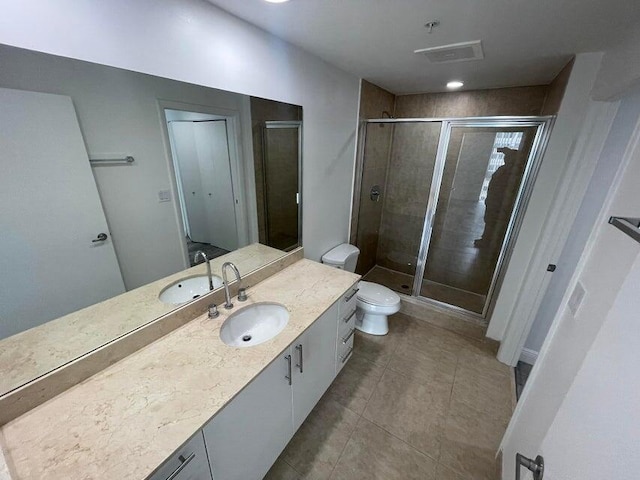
[357,281,400,307]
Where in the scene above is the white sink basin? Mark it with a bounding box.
[220,303,289,348]
[159,275,223,305]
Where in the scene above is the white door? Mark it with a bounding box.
[0,88,125,339]
[292,301,339,430]
[203,352,294,480]
[500,107,640,480]
[169,120,238,250]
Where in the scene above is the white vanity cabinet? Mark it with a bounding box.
[291,301,339,430]
[200,283,359,480]
[202,353,294,480]
[147,431,212,480]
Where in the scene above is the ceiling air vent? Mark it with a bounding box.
[414,40,484,63]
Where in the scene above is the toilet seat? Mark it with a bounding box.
[357,281,400,307]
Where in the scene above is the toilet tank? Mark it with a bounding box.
[321,244,360,272]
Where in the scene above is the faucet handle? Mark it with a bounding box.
[238,287,248,302]
[208,304,219,319]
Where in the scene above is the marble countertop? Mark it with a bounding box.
[0,259,359,480]
[0,243,286,396]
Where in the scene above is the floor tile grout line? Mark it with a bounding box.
[281,457,303,478]
[358,415,441,466]
[327,351,387,480]
[326,411,362,479]
[359,352,444,466]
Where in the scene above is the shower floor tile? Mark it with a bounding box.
[362,265,486,314]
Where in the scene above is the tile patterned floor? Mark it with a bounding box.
[264,312,514,480]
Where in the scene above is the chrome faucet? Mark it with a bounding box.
[221,262,242,309]
[194,251,215,291]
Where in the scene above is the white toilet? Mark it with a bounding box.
[322,244,401,335]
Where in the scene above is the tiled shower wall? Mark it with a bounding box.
[353,70,573,278]
[352,81,395,274]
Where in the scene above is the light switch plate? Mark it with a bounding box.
[158,189,171,203]
[568,281,586,317]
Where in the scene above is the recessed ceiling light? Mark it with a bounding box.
[264,0,290,3]
[447,80,464,89]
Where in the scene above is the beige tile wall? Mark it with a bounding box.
[352,81,395,274]
[394,85,549,118]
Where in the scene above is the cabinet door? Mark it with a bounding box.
[292,301,339,430]
[148,432,212,480]
[203,352,294,480]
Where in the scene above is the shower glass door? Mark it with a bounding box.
[415,121,547,315]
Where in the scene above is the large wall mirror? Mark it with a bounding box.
[0,44,303,396]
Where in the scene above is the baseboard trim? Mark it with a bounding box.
[519,348,538,365]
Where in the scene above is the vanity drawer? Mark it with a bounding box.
[148,431,212,480]
[339,282,359,318]
[336,332,354,374]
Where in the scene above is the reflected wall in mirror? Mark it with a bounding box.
[0,43,303,396]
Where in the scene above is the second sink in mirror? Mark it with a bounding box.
[159,275,223,305]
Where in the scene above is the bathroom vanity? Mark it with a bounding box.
[0,259,359,480]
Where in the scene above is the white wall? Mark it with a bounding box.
[524,92,640,355]
[0,0,361,263]
[500,92,640,478]
[487,53,602,342]
[592,27,640,101]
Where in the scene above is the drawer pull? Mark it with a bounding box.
[344,288,359,302]
[166,452,196,480]
[342,328,356,344]
[343,308,357,323]
[340,347,354,364]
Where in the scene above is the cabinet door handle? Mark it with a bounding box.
[285,355,292,385]
[340,347,353,364]
[295,344,303,373]
[343,308,357,323]
[345,288,359,302]
[166,452,196,480]
[342,328,356,344]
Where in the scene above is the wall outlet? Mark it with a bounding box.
[568,281,586,317]
[158,189,171,203]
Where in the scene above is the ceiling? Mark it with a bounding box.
[206,0,640,95]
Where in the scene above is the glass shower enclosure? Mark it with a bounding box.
[353,117,553,318]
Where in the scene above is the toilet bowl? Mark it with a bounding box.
[321,244,401,336]
[355,281,401,335]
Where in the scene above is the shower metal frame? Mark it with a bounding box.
[356,116,555,319]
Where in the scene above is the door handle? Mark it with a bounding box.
[516,453,544,480]
[295,344,303,373]
[92,232,108,243]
